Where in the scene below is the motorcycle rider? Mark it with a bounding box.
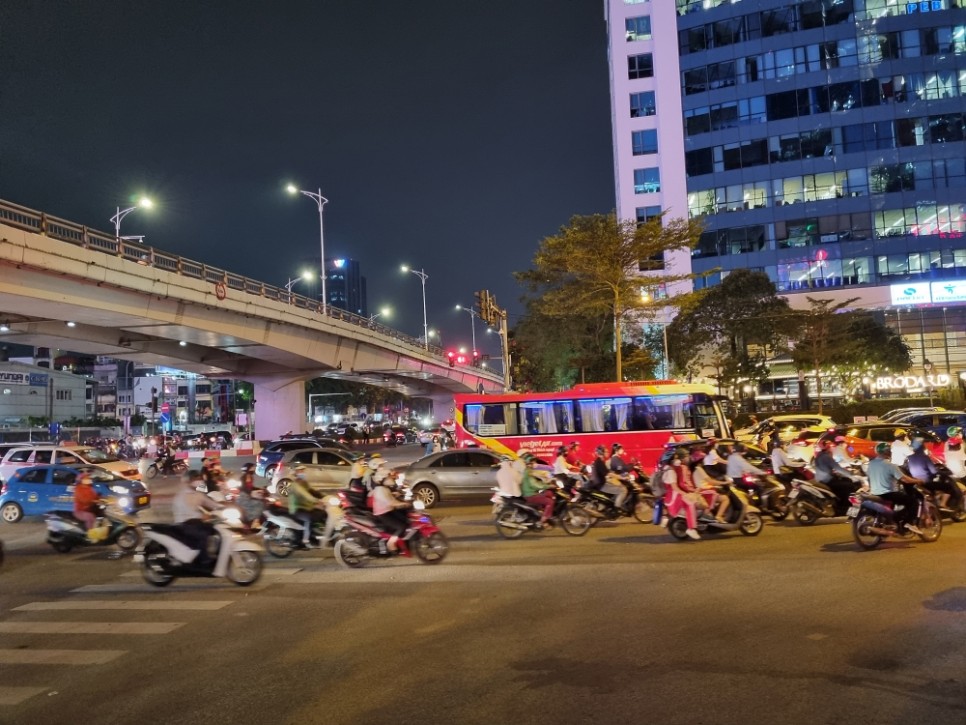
[553,445,582,488]
[813,439,862,503]
[565,441,584,470]
[726,443,766,483]
[666,449,701,540]
[608,443,635,511]
[944,427,966,480]
[891,430,915,467]
[867,441,924,535]
[370,465,411,552]
[235,462,264,533]
[201,457,222,494]
[155,439,177,475]
[770,438,803,474]
[906,437,953,509]
[690,448,729,522]
[72,472,101,536]
[288,466,326,548]
[832,436,859,467]
[172,469,221,565]
[702,439,726,476]
[495,454,523,497]
[520,452,555,527]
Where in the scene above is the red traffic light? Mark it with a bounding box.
[447,350,456,368]
[456,354,468,365]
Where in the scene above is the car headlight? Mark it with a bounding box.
[117,496,131,509]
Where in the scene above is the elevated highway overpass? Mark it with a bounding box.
[0,199,503,438]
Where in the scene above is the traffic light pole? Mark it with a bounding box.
[499,311,510,392]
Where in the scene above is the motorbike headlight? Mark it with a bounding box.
[221,508,242,525]
[413,500,426,511]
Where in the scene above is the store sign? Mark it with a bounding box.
[0,371,48,386]
[906,1,945,13]
[890,283,931,305]
[930,281,966,304]
[876,374,950,390]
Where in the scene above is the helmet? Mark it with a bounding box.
[569,441,579,449]
[499,454,513,463]
[834,436,846,444]
[875,442,891,456]
[77,472,92,485]
[242,462,255,472]
[556,445,568,456]
[521,452,535,463]
[948,426,963,439]
[611,443,621,455]
[893,429,908,439]
[368,456,386,470]
[293,465,308,480]
[595,445,606,456]
[948,435,963,447]
[911,437,924,451]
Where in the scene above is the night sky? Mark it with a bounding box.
[0,1,615,357]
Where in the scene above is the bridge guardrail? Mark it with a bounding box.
[0,198,452,359]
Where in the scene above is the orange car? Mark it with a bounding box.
[816,424,944,461]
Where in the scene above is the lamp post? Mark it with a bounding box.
[284,270,315,293]
[110,197,153,240]
[368,306,391,324]
[455,304,479,353]
[401,265,429,349]
[286,184,329,315]
[924,359,935,406]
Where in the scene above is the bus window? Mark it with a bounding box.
[689,395,724,437]
[632,395,690,430]
[465,403,519,436]
[520,400,575,434]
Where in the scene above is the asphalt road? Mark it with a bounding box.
[2,447,965,725]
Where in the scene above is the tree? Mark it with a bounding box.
[667,270,791,392]
[788,298,912,412]
[516,212,701,381]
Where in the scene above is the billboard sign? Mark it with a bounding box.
[930,281,966,304]
[889,283,931,305]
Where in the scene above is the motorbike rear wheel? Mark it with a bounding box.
[115,527,142,553]
[141,541,175,587]
[951,499,966,523]
[560,505,592,536]
[852,512,882,550]
[227,550,263,586]
[770,494,790,521]
[413,531,449,564]
[667,517,690,540]
[739,512,764,536]
[495,508,528,539]
[918,502,942,543]
[145,464,158,480]
[48,533,73,553]
[794,503,819,526]
[334,531,369,568]
[265,526,298,558]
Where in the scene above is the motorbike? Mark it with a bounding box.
[261,501,340,557]
[667,482,764,540]
[848,485,942,549]
[135,520,264,587]
[924,465,966,523]
[491,480,593,538]
[333,495,448,568]
[45,500,142,553]
[145,456,188,479]
[735,473,790,521]
[788,474,862,525]
[572,474,657,525]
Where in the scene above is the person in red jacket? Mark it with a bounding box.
[73,472,100,532]
[664,450,701,540]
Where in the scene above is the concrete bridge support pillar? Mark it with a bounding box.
[250,376,307,441]
[426,393,456,422]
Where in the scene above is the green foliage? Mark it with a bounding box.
[667,270,791,389]
[515,211,701,381]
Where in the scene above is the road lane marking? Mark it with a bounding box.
[0,622,183,634]
[0,686,49,706]
[13,600,233,611]
[0,649,125,665]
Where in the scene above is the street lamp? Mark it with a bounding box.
[455,303,479,353]
[110,197,153,240]
[401,265,429,349]
[284,269,315,293]
[924,359,935,406]
[286,183,329,315]
[368,306,392,324]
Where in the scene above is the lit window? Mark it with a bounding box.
[633,168,661,194]
[630,91,656,118]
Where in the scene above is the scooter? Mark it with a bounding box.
[135,520,264,587]
[333,497,448,568]
[571,474,657,525]
[667,482,764,540]
[144,456,188,479]
[788,474,862,525]
[735,473,790,520]
[492,481,593,538]
[261,501,340,557]
[925,465,966,523]
[45,500,142,554]
[847,485,942,549]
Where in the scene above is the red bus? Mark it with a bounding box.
[453,381,731,471]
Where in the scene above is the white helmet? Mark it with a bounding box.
[367,456,385,470]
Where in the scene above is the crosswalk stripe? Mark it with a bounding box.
[0,686,49,706]
[0,649,125,665]
[14,600,233,611]
[0,622,183,634]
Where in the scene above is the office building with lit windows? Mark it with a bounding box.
[607,0,966,400]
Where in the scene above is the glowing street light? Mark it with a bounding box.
[286,183,329,314]
[110,196,153,241]
[455,303,479,353]
[368,306,392,323]
[401,264,429,349]
[285,269,315,293]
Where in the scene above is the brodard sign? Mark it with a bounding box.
[875,374,950,390]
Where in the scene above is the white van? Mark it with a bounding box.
[0,446,142,483]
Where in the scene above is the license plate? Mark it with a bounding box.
[846,506,859,518]
[137,496,148,505]
[787,489,799,500]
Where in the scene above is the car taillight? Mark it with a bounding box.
[0,483,6,495]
